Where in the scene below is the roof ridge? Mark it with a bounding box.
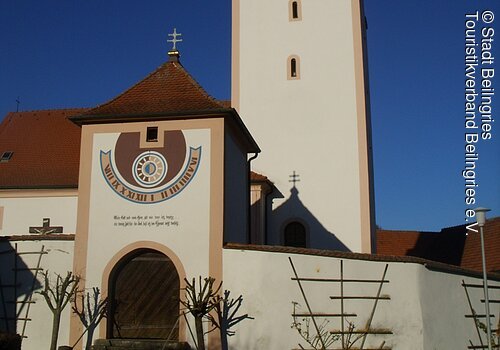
[377,229,430,234]
[6,107,89,114]
[0,108,87,139]
[171,61,224,108]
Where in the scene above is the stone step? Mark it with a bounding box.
[92,339,191,350]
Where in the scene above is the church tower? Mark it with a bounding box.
[232,0,375,252]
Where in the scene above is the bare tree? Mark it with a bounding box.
[207,289,253,350]
[72,287,108,350]
[180,277,221,350]
[38,271,79,350]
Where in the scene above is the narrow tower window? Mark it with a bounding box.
[287,55,300,80]
[291,59,297,77]
[289,0,302,21]
[292,2,298,18]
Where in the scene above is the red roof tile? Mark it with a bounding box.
[250,171,269,182]
[0,58,258,189]
[461,217,500,273]
[0,109,86,188]
[377,217,500,273]
[80,60,224,117]
[376,230,422,256]
[218,100,231,108]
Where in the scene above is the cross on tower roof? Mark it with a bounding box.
[289,170,300,188]
[167,28,183,52]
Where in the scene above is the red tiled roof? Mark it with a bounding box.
[0,57,258,189]
[218,100,231,108]
[0,109,86,188]
[377,217,500,273]
[250,171,269,182]
[376,230,422,256]
[461,217,500,273]
[80,60,224,117]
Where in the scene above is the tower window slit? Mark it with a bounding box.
[292,1,299,19]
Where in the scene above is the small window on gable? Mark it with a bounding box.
[287,55,300,80]
[146,127,158,142]
[284,221,307,248]
[289,0,302,21]
[0,151,13,163]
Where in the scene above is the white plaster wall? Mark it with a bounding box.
[235,0,367,251]
[419,269,500,350]
[222,248,498,349]
[0,239,75,350]
[84,127,212,293]
[0,195,78,235]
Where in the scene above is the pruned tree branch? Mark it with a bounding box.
[72,287,108,350]
[38,271,80,350]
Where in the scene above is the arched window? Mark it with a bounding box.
[288,55,300,80]
[284,221,307,247]
[292,1,299,18]
[291,58,297,77]
[289,0,302,21]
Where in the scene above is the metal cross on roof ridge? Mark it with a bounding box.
[289,170,300,187]
[167,28,183,51]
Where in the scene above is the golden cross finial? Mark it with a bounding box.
[167,28,183,51]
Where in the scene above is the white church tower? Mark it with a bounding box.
[232,0,375,252]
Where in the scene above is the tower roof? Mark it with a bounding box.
[70,56,259,152]
[77,60,224,119]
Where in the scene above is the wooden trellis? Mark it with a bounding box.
[462,280,500,349]
[0,243,47,338]
[289,257,392,350]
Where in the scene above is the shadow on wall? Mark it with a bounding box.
[0,240,43,335]
[267,187,350,252]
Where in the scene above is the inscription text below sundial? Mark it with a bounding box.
[113,214,180,228]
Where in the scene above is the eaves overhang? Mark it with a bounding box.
[70,108,260,154]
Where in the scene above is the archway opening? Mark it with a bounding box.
[108,249,180,339]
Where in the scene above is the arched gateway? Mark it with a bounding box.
[107,249,180,339]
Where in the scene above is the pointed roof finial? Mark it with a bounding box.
[167,28,182,61]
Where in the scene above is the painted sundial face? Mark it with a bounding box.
[132,151,168,188]
[114,130,186,190]
[100,129,202,204]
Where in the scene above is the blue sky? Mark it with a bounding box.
[0,1,498,231]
